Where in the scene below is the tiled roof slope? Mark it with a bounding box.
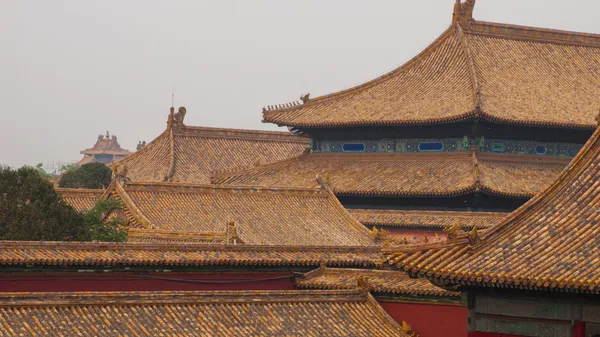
[349,209,507,229]
[56,188,103,212]
[263,3,600,129]
[298,267,459,297]
[0,241,381,268]
[109,181,377,247]
[0,290,409,337]
[386,125,600,294]
[213,152,569,198]
[116,107,308,184]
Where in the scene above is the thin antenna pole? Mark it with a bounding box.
[171,85,175,107]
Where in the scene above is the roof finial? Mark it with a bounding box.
[300,93,310,104]
[356,276,371,294]
[452,0,476,27]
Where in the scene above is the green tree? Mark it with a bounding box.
[0,166,127,242]
[82,199,127,242]
[58,162,112,189]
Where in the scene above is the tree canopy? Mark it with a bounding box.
[0,166,126,242]
[58,162,112,189]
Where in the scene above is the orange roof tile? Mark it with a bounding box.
[109,181,377,247]
[0,241,380,268]
[263,3,600,129]
[213,151,569,198]
[386,125,600,293]
[349,209,507,229]
[297,267,459,297]
[0,290,409,337]
[117,107,308,184]
[56,188,103,212]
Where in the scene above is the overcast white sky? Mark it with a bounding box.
[1,0,599,168]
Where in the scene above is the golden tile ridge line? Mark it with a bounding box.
[349,209,508,218]
[0,290,368,307]
[321,187,377,238]
[456,23,481,112]
[55,188,105,196]
[467,20,600,48]
[165,117,176,182]
[124,180,326,196]
[113,181,154,229]
[179,126,309,143]
[127,228,227,241]
[0,240,382,253]
[262,27,456,114]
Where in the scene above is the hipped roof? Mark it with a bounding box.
[0,290,409,337]
[108,181,377,247]
[263,2,600,129]
[213,151,570,199]
[386,124,600,294]
[116,107,308,184]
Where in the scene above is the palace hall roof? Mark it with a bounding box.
[116,107,308,184]
[0,241,380,268]
[107,181,377,247]
[80,132,131,156]
[297,267,459,297]
[213,151,569,199]
[349,209,507,230]
[385,124,600,294]
[263,1,600,129]
[0,290,409,337]
[56,188,103,212]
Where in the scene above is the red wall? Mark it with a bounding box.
[469,333,526,337]
[380,301,467,337]
[0,272,296,292]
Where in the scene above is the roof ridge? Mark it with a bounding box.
[55,188,105,196]
[263,27,456,116]
[348,209,508,217]
[456,23,482,113]
[177,125,309,143]
[467,20,600,48]
[124,181,326,195]
[113,181,154,229]
[0,290,367,307]
[0,240,382,252]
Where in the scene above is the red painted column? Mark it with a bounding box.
[573,321,586,337]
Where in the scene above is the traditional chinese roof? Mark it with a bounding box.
[107,181,377,247]
[298,267,459,297]
[213,151,569,198]
[349,209,507,229]
[0,241,380,268]
[263,1,600,129]
[385,125,600,294]
[80,132,131,156]
[56,188,103,212]
[116,107,308,184]
[0,290,409,337]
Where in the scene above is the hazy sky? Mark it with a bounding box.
[1,0,599,168]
